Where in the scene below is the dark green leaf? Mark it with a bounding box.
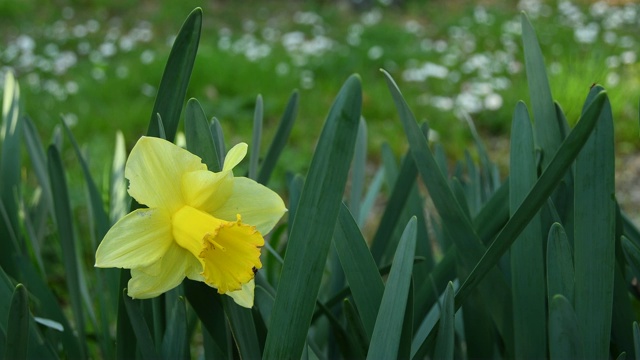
[453,90,607,314]
[334,203,384,340]
[547,223,575,304]
[145,8,201,142]
[161,297,189,360]
[250,94,263,180]
[263,75,361,359]
[382,69,513,351]
[548,295,583,359]
[47,145,87,356]
[633,322,640,360]
[123,290,160,360]
[210,118,226,166]
[222,296,261,359]
[370,150,417,263]
[367,217,417,359]
[509,101,546,357]
[0,71,22,275]
[185,98,221,172]
[574,86,615,359]
[433,282,455,360]
[522,13,561,169]
[5,284,29,360]
[349,118,367,221]
[343,299,368,359]
[183,281,229,359]
[257,91,298,185]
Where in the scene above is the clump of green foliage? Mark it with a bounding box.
[1,7,639,359]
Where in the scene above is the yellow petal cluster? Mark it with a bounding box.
[95,136,286,307]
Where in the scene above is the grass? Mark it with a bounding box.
[1,0,639,188]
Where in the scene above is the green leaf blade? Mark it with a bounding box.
[145,8,202,142]
[549,295,583,359]
[185,98,221,172]
[257,91,298,185]
[334,203,385,340]
[0,71,22,275]
[521,13,561,169]
[509,101,546,357]
[574,86,616,359]
[5,284,29,360]
[47,145,87,357]
[433,282,455,360]
[454,90,607,313]
[367,217,417,360]
[263,75,362,359]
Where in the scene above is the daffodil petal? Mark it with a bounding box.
[213,177,287,234]
[223,143,248,171]
[127,243,201,299]
[95,208,172,269]
[126,136,206,213]
[226,279,255,308]
[182,169,233,214]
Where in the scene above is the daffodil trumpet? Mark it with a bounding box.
[95,136,286,308]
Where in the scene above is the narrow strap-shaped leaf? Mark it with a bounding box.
[433,282,455,360]
[382,69,514,351]
[0,71,22,275]
[145,8,201,142]
[286,174,304,240]
[22,116,48,272]
[185,98,221,172]
[398,281,414,360]
[370,149,417,263]
[453,90,607,312]
[367,217,417,360]
[549,294,583,359]
[349,118,367,221]
[263,76,361,359]
[61,120,110,241]
[381,142,399,185]
[343,299,368,359]
[157,114,166,140]
[451,178,471,221]
[123,291,160,360]
[116,270,136,359]
[547,223,575,305]
[250,94,264,180]
[521,13,561,169]
[312,257,425,323]
[47,145,87,357]
[23,116,52,214]
[184,281,229,358]
[334,203,384,340]
[611,260,637,358]
[5,284,29,360]
[623,236,640,277]
[316,301,358,358]
[574,85,615,359]
[222,296,262,359]
[110,131,129,224]
[509,101,546,357]
[161,297,189,360]
[61,121,113,357]
[14,257,82,358]
[473,180,509,244]
[210,118,226,165]
[257,91,298,185]
[358,167,384,226]
[633,322,640,360]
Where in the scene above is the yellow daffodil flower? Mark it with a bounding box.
[95,136,286,308]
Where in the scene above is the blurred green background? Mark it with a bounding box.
[1,0,638,185]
